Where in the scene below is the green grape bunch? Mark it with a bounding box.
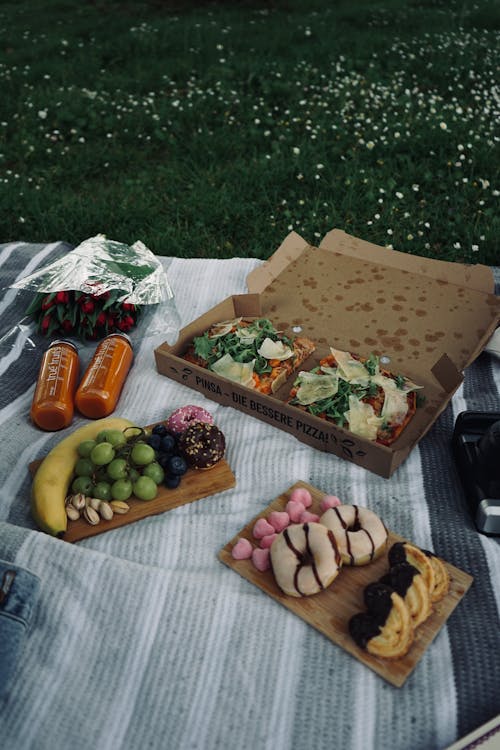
[71,427,164,502]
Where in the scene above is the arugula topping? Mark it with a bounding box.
[193,318,293,375]
[290,375,378,428]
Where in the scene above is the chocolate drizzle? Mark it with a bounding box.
[283,523,323,595]
[334,504,376,563]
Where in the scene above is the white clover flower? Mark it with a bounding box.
[453,242,461,249]
[387,228,393,235]
[479,179,490,189]
[472,245,479,252]
[407,233,414,240]
[316,163,324,170]
[396,192,403,199]
[412,184,419,191]
[440,122,447,130]
[366,141,375,149]
[38,110,47,119]
[19,216,25,223]
[292,147,300,155]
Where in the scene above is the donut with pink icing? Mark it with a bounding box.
[166,405,214,435]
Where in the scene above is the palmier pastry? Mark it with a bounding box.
[320,504,388,566]
[422,549,450,602]
[349,583,414,660]
[270,522,341,597]
[380,562,432,628]
[388,542,436,598]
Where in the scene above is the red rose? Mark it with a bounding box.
[55,291,69,304]
[41,314,51,332]
[80,300,95,314]
[117,315,134,332]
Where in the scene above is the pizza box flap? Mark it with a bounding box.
[247,230,500,376]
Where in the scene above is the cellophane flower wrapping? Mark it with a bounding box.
[10,235,179,343]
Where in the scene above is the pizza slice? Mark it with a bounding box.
[183,317,315,395]
[288,346,423,446]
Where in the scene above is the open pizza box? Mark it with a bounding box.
[154,229,500,478]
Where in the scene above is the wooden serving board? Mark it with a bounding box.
[219,481,473,687]
[30,456,236,544]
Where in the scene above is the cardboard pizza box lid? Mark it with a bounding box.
[247,230,500,378]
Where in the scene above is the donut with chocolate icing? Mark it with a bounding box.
[349,582,414,660]
[270,522,342,597]
[320,505,388,566]
[178,422,225,469]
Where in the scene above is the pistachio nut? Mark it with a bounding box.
[65,505,80,521]
[88,497,102,512]
[109,500,130,515]
[83,506,100,526]
[70,493,87,511]
[98,501,114,521]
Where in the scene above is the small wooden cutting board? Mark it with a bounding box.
[30,456,236,543]
[219,481,473,687]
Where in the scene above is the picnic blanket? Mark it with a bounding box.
[0,241,499,750]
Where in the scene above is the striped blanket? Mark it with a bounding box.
[0,242,499,750]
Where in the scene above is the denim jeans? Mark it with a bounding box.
[0,560,40,698]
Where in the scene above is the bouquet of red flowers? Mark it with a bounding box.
[26,286,139,340]
[12,235,175,342]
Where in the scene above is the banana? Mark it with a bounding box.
[31,417,135,537]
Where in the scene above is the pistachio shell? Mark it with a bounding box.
[83,506,100,526]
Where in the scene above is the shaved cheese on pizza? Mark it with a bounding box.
[209,318,242,338]
[211,353,256,387]
[330,347,371,385]
[294,370,339,405]
[371,375,410,426]
[345,395,385,440]
[257,337,293,361]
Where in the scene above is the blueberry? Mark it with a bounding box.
[147,434,162,451]
[161,434,177,453]
[152,424,168,437]
[157,453,171,470]
[165,474,181,489]
[167,455,188,476]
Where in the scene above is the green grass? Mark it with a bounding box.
[0,0,499,263]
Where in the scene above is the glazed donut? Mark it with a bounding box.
[166,405,214,435]
[320,505,388,566]
[270,522,342,597]
[349,582,414,660]
[178,422,225,469]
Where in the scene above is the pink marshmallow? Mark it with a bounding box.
[252,547,271,572]
[289,487,312,508]
[252,517,275,539]
[231,538,253,560]
[299,510,320,523]
[285,500,305,523]
[268,510,290,533]
[320,495,342,512]
[259,533,277,549]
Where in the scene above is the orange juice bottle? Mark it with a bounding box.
[30,340,80,431]
[75,333,134,419]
